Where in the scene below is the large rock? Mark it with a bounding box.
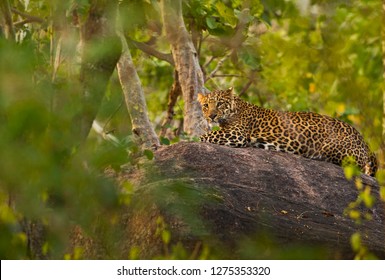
[114,142,384,259]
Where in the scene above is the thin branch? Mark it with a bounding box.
[11,8,45,24]
[212,74,244,78]
[252,87,267,107]
[117,32,160,149]
[51,35,62,82]
[205,53,231,82]
[102,97,124,133]
[129,38,174,66]
[160,70,182,138]
[197,31,203,57]
[92,120,121,146]
[239,70,259,97]
[13,18,43,26]
[203,56,216,69]
[201,33,210,43]
[238,80,253,97]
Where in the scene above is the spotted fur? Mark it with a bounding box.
[197,87,377,177]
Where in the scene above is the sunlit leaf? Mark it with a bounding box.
[348,210,360,220]
[160,137,171,145]
[360,186,375,208]
[350,232,361,251]
[162,230,171,245]
[129,246,140,260]
[206,17,219,29]
[216,2,237,27]
[380,186,385,202]
[143,149,154,160]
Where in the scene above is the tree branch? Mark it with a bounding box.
[129,38,174,66]
[205,53,230,82]
[117,33,160,149]
[11,8,45,25]
[212,74,244,78]
[380,0,385,169]
[72,0,122,143]
[161,0,208,137]
[160,70,182,138]
[238,80,253,97]
[203,56,216,69]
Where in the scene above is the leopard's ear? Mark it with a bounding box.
[197,93,205,104]
[226,87,234,95]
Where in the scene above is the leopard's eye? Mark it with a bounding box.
[203,103,208,108]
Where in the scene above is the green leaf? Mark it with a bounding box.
[240,48,261,70]
[380,186,385,202]
[170,136,181,144]
[191,136,200,142]
[216,2,237,27]
[348,210,360,220]
[350,232,361,252]
[249,0,264,18]
[206,17,219,29]
[360,186,375,208]
[129,246,140,260]
[161,230,171,245]
[160,137,170,145]
[143,149,154,160]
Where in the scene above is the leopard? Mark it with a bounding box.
[197,87,377,177]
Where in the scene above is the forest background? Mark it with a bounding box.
[0,0,384,259]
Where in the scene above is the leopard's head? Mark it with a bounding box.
[197,87,236,125]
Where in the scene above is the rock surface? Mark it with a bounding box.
[114,142,385,259]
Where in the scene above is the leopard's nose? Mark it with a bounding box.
[209,113,217,121]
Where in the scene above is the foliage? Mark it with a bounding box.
[0,0,384,260]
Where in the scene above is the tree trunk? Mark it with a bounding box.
[73,0,121,143]
[161,0,208,137]
[380,0,385,168]
[116,33,160,149]
[0,0,15,40]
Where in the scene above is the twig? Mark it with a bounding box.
[102,97,124,134]
[51,35,62,82]
[255,90,265,107]
[197,31,204,57]
[239,71,259,97]
[238,80,253,97]
[11,8,45,24]
[203,56,216,69]
[212,74,244,78]
[14,18,43,26]
[160,70,182,137]
[189,241,202,260]
[205,53,230,82]
[129,38,174,66]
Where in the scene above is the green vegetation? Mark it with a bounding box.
[0,0,384,259]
